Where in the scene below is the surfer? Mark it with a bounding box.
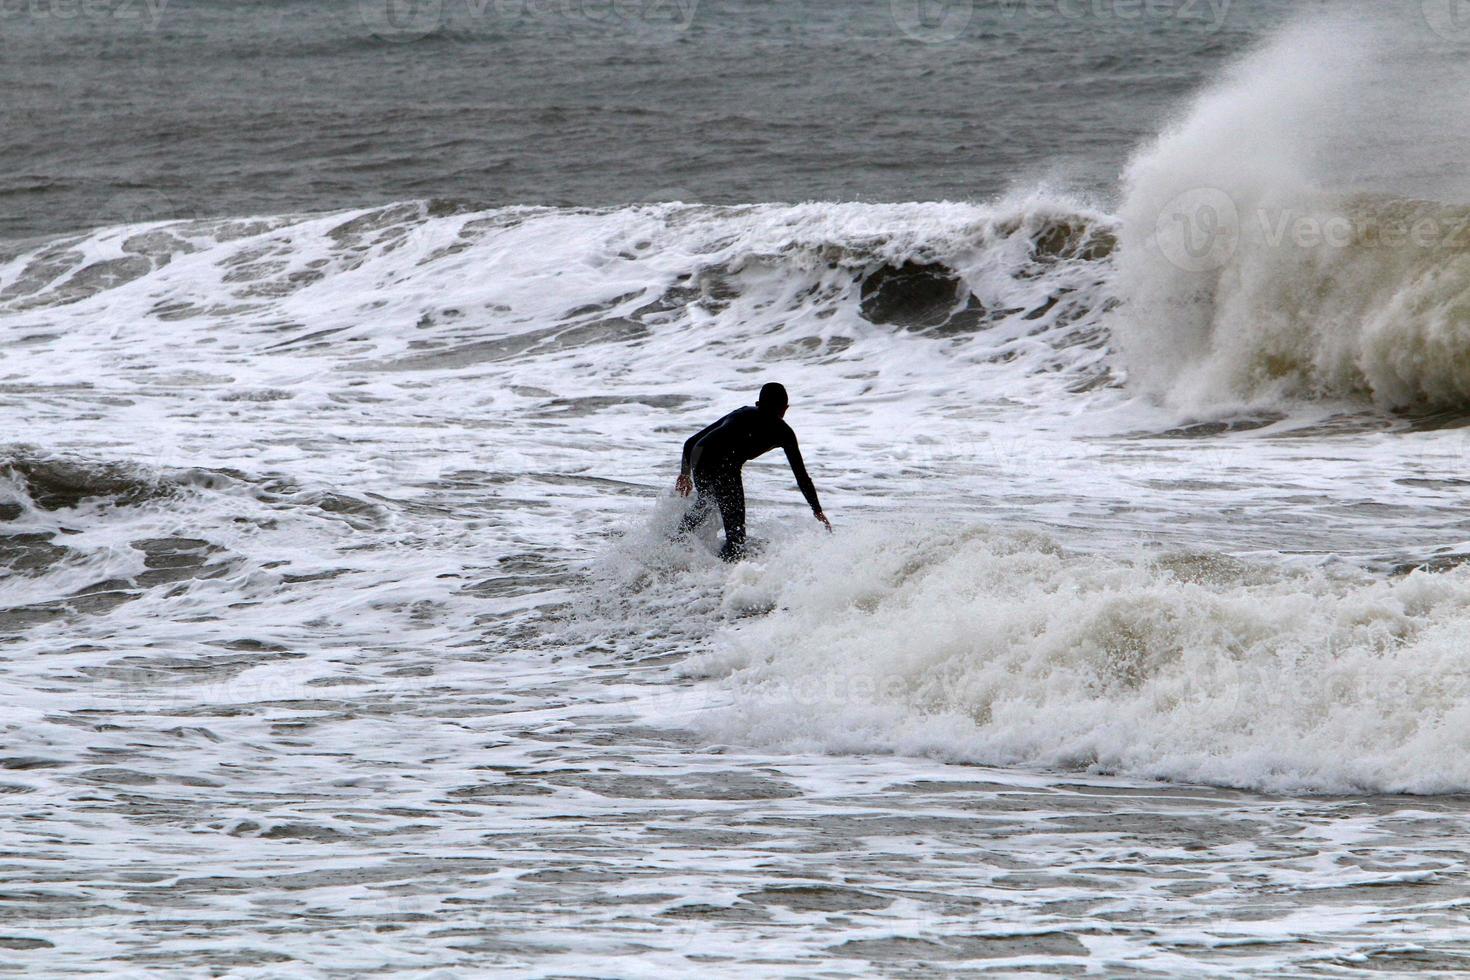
[674,382,831,561]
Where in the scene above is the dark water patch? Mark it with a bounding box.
[366,317,651,372]
[173,858,501,894]
[262,326,352,352]
[660,903,773,925]
[1,455,172,511]
[438,937,573,958]
[858,261,989,334]
[1041,812,1268,847]
[561,292,647,320]
[326,202,427,250]
[305,676,374,688]
[0,937,53,950]
[122,229,197,261]
[643,827,782,850]
[1,250,156,312]
[887,779,1027,795]
[161,726,224,742]
[281,568,352,584]
[830,932,1088,962]
[1395,477,1470,490]
[448,782,556,799]
[66,580,143,616]
[0,758,64,771]
[519,867,625,884]
[741,884,892,913]
[80,646,303,689]
[133,537,224,584]
[545,772,801,801]
[1401,409,1470,433]
[255,482,387,528]
[1390,553,1470,577]
[0,539,245,624]
[309,492,385,527]
[762,335,854,361]
[1262,413,1394,439]
[633,273,735,320]
[1148,415,1286,439]
[0,534,71,574]
[214,639,290,653]
[9,332,59,347]
[533,393,689,417]
[257,823,357,842]
[465,574,581,599]
[78,767,159,786]
[1021,217,1117,264]
[524,472,650,494]
[221,258,290,284]
[1317,952,1470,975]
[124,947,297,968]
[1064,368,1114,396]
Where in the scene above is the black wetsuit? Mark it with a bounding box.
[678,405,822,561]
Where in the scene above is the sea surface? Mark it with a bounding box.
[3,0,1284,241]
[7,0,1470,975]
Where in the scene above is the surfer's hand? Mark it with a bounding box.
[675,474,692,497]
[815,511,832,532]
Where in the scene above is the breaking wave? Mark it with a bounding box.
[1117,8,1470,413]
[688,523,1470,795]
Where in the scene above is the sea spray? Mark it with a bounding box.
[1116,5,1470,413]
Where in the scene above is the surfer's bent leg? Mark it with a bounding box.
[712,471,747,562]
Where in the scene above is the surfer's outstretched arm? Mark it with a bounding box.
[782,432,831,530]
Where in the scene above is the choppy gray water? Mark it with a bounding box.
[2,0,1284,240]
[9,1,1470,976]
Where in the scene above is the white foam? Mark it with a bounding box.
[689,522,1470,794]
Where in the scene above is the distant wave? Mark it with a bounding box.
[0,197,1120,392]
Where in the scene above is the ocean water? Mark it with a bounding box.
[2,0,1279,240]
[8,0,1470,975]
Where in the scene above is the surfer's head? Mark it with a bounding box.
[758,382,789,416]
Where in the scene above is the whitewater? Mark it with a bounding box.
[8,6,1470,976]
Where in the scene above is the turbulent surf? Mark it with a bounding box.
[9,2,1470,973]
